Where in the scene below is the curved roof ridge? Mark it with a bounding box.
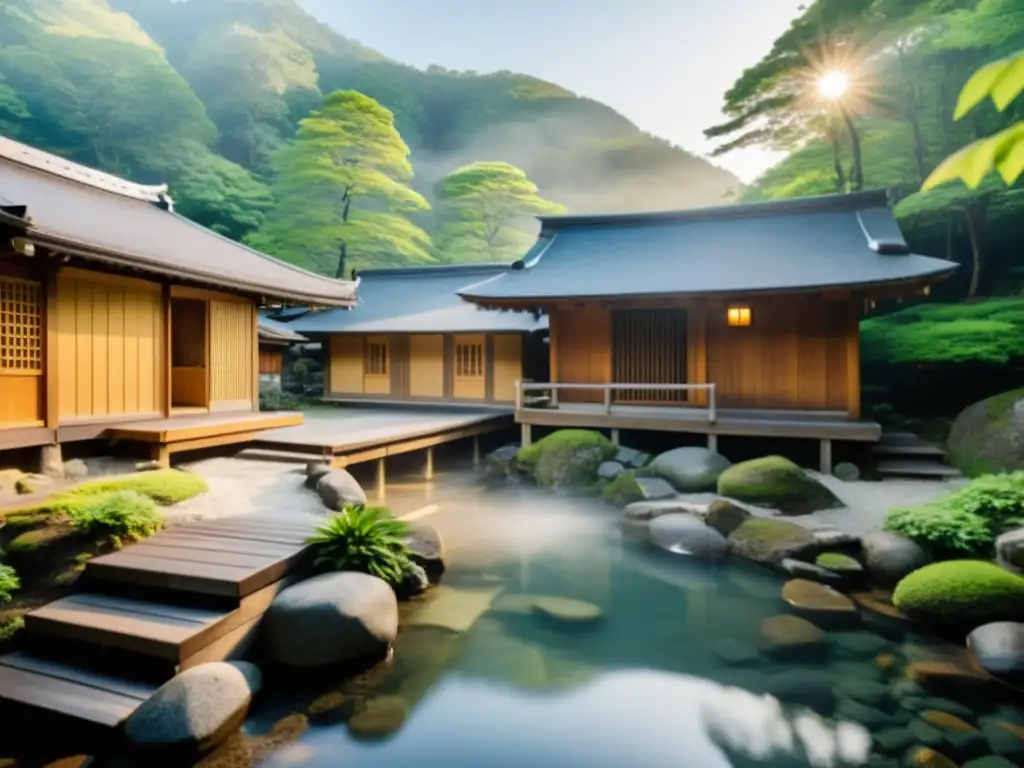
[356,262,515,278]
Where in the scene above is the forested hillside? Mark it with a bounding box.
[0,0,739,273]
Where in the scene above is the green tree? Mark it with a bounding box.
[432,161,565,263]
[247,90,434,275]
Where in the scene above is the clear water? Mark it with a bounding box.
[222,471,1018,768]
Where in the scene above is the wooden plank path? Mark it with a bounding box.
[0,514,319,730]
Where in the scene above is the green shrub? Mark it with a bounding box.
[0,565,20,603]
[940,472,1024,531]
[893,560,1024,628]
[884,504,994,560]
[68,491,164,546]
[0,615,24,643]
[71,469,208,506]
[516,430,616,489]
[307,505,412,586]
[259,390,301,411]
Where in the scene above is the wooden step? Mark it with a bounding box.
[84,519,313,599]
[878,432,925,447]
[871,444,947,459]
[0,652,155,728]
[876,459,963,479]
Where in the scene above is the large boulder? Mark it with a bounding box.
[597,461,625,480]
[263,572,398,667]
[516,429,616,489]
[967,622,1024,688]
[615,446,651,469]
[704,498,751,538]
[647,514,728,559]
[304,462,331,489]
[485,445,523,482]
[125,662,261,754]
[893,561,1024,631]
[602,473,676,506]
[646,447,731,492]
[947,388,1024,476]
[316,469,367,510]
[861,531,929,589]
[404,522,447,583]
[997,528,1024,573]
[716,456,841,515]
[727,517,819,567]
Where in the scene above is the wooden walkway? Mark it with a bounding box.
[0,514,318,731]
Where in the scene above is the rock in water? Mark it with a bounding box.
[263,572,398,667]
[485,445,523,481]
[347,696,408,740]
[647,447,732,492]
[861,530,928,589]
[315,469,367,510]
[704,498,750,537]
[781,558,845,585]
[635,476,678,500]
[727,517,819,567]
[759,614,827,660]
[716,455,841,515]
[518,429,616,489]
[597,461,624,480]
[947,388,1024,475]
[531,596,603,625]
[781,578,858,622]
[125,662,261,754]
[996,528,1024,573]
[968,622,1024,687]
[622,499,702,524]
[404,522,447,583]
[893,561,1024,631]
[648,513,728,559]
[615,446,651,469]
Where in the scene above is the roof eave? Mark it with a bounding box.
[25,232,359,308]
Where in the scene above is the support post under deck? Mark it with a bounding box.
[521,423,532,447]
[472,435,481,466]
[424,446,434,480]
[377,458,386,502]
[707,434,718,453]
[610,428,620,448]
[819,438,833,475]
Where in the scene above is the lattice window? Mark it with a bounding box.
[455,343,484,378]
[365,342,389,376]
[0,277,43,374]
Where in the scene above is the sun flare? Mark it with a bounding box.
[817,70,850,101]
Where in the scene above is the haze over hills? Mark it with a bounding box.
[0,0,740,271]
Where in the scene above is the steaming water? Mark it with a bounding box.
[228,468,1007,768]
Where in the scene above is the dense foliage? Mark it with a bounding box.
[71,469,210,506]
[0,565,19,604]
[68,490,164,547]
[884,470,1024,558]
[710,0,1024,301]
[2,0,738,272]
[307,504,413,586]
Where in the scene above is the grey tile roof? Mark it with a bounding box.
[286,264,547,334]
[457,190,958,303]
[258,314,308,343]
[0,137,357,307]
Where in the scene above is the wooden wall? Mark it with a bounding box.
[0,270,44,426]
[56,269,163,421]
[549,295,859,415]
[210,299,255,410]
[327,331,524,403]
[259,346,283,375]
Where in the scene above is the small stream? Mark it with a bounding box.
[201,467,1021,768]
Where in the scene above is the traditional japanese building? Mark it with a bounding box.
[283,264,547,407]
[457,190,958,471]
[0,137,356,467]
[258,316,308,393]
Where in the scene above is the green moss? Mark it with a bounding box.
[815,552,862,572]
[717,456,839,515]
[516,430,613,465]
[0,615,24,643]
[893,561,1024,627]
[71,469,208,506]
[860,299,1024,367]
[730,517,814,544]
[69,490,163,547]
[516,430,616,489]
[601,473,643,506]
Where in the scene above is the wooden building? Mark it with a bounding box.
[0,137,356,467]
[457,191,958,471]
[281,264,547,407]
[258,316,308,393]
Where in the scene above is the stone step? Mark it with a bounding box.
[875,459,963,479]
[877,432,924,447]
[871,444,947,459]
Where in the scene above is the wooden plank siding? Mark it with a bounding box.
[325,331,525,405]
[209,299,255,411]
[258,347,283,375]
[549,294,859,415]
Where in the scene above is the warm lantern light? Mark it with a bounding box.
[727,305,752,327]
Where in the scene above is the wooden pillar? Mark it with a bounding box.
[151,444,170,469]
[610,428,620,447]
[819,438,833,475]
[377,458,386,502]
[472,435,481,466]
[43,264,60,430]
[521,423,532,447]
[424,446,434,480]
[162,283,173,418]
[846,297,862,419]
[707,433,718,453]
[251,302,260,411]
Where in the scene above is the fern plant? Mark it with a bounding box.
[0,564,20,604]
[306,505,412,585]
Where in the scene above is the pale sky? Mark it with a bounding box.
[299,0,806,183]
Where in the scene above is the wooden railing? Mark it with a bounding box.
[515,381,717,423]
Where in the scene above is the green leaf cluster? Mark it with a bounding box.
[0,565,20,604]
[67,490,164,547]
[307,504,413,586]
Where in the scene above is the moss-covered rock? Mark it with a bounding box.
[517,430,616,490]
[646,447,731,492]
[601,472,643,506]
[947,389,1024,477]
[726,517,819,567]
[717,456,840,515]
[893,561,1024,630]
[816,552,863,574]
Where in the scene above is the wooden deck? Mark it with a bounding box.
[253,406,513,468]
[0,513,318,731]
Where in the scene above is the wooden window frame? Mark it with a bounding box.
[454,341,484,379]
[726,305,752,327]
[0,276,43,376]
[365,339,390,378]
